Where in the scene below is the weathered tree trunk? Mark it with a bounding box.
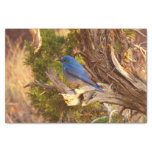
[76,29,146,114]
[25,29,147,116]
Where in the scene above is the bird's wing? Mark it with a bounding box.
[65,64,104,92]
[65,64,92,85]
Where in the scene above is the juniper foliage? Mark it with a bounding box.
[24,29,112,122]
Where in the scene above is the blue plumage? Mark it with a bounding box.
[59,55,104,92]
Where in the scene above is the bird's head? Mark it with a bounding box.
[58,56,76,66]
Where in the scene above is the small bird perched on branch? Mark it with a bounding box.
[58,55,104,92]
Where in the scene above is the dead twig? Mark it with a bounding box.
[45,68,74,94]
[91,116,108,123]
[130,29,147,38]
[24,80,55,89]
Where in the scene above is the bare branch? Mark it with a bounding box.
[116,106,126,122]
[45,68,74,94]
[24,80,55,89]
[91,116,108,123]
[24,68,146,114]
[130,29,147,38]
[109,110,119,123]
[109,45,146,92]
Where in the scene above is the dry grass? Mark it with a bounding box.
[5,37,45,123]
[5,29,69,123]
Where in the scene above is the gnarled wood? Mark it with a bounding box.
[76,29,146,114]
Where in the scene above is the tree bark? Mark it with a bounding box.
[76,29,146,114]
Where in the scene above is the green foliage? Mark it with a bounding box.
[64,29,79,55]
[114,42,121,52]
[28,87,68,122]
[75,54,86,65]
[123,29,136,38]
[24,29,122,123]
[24,30,65,83]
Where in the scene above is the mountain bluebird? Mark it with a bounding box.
[58,55,104,92]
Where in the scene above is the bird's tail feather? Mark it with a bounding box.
[75,75,104,92]
[91,84,104,92]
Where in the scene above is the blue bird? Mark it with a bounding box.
[58,55,104,92]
